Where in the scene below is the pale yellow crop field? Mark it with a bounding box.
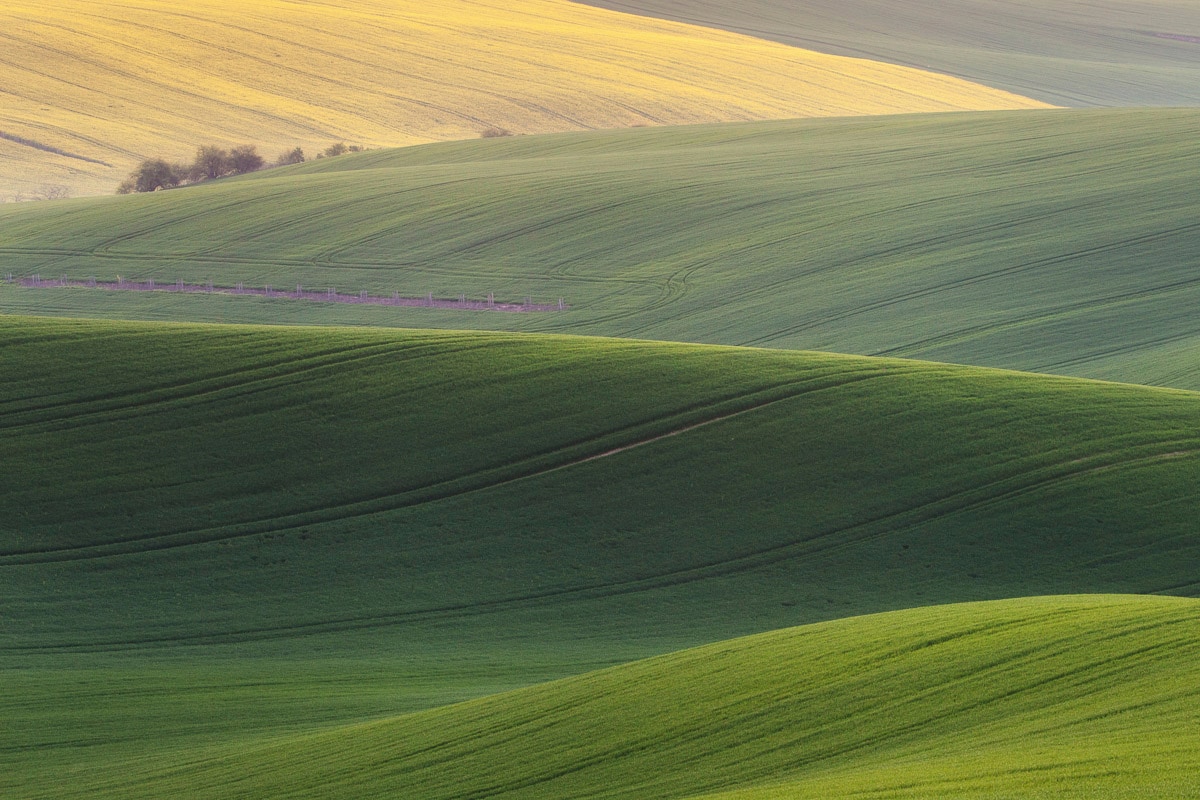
[0,0,1049,197]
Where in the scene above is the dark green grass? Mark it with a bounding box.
[18,595,1200,799]
[575,0,1200,107]
[4,316,1200,794]
[7,315,1200,650]
[3,109,1200,389]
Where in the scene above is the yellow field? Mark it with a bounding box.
[0,0,1049,197]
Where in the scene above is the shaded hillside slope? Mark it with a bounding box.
[0,0,1043,198]
[575,0,1200,107]
[5,316,1200,659]
[15,596,1200,798]
[4,109,1200,388]
[5,316,1200,794]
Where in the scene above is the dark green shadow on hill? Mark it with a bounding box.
[4,316,1200,792]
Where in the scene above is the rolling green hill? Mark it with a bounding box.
[7,316,1200,651]
[4,316,1200,795]
[3,109,1199,389]
[13,596,1200,798]
[574,0,1200,107]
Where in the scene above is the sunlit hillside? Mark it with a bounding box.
[4,109,1198,390]
[0,0,1047,198]
[577,0,1200,107]
[108,597,1200,799]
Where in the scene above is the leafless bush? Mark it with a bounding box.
[190,145,231,181]
[480,127,513,138]
[10,184,73,201]
[275,146,305,166]
[228,144,264,174]
[117,159,185,193]
[36,184,72,200]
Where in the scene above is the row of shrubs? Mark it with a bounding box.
[117,142,364,193]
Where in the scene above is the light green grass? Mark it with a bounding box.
[4,316,1200,794]
[3,109,1200,388]
[575,0,1200,107]
[16,595,1200,799]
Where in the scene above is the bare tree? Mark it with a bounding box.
[228,144,264,174]
[36,184,72,200]
[275,146,305,166]
[190,145,231,181]
[11,184,73,201]
[117,159,185,193]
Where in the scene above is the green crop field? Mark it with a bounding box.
[4,315,1200,796]
[4,109,1199,389]
[7,0,1199,793]
[34,596,1200,800]
[574,0,1200,107]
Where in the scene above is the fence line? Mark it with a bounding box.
[6,275,567,313]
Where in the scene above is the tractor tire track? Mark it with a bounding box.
[0,369,892,565]
[0,336,498,436]
[741,219,1200,348]
[16,438,1200,652]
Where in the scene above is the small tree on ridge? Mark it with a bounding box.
[228,144,264,174]
[275,146,305,166]
[117,159,185,193]
[190,145,231,181]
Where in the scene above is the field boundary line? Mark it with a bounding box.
[6,275,566,313]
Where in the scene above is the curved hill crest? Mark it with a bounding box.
[17,595,1200,799]
[5,316,1200,796]
[3,109,1199,390]
[573,0,1200,107]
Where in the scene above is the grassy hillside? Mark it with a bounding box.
[0,0,1043,198]
[8,314,1200,649]
[4,109,1200,388]
[12,596,1200,798]
[575,0,1200,107]
[3,314,1200,725]
[5,316,1200,793]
